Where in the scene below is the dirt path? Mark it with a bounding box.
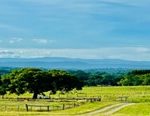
[78,103,135,116]
[103,103,135,116]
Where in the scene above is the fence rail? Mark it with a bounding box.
[0,97,101,112]
[0,105,21,111]
[26,104,50,112]
[25,102,85,112]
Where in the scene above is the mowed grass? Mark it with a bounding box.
[0,99,63,111]
[1,86,150,116]
[79,86,150,102]
[0,102,114,116]
[4,86,150,102]
[53,101,115,115]
[112,103,150,116]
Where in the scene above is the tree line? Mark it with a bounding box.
[0,68,150,98]
[69,70,150,86]
[119,70,150,86]
[69,70,123,86]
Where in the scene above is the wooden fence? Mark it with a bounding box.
[26,104,50,112]
[25,102,84,112]
[0,97,101,112]
[0,105,21,111]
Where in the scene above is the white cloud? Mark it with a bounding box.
[9,37,23,44]
[0,47,150,61]
[0,49,15,58]
[32,39,53,44]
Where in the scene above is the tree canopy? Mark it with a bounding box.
[0,68,83,99]
[1,68,150,98]
[119,70,150,86]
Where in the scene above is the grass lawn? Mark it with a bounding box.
[3,86,150,102]
[1,86,150,115]
[112,103,150,116]
[54,101,115,115]
[0,102,115,116]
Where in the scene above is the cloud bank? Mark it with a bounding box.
[0,47,150,61]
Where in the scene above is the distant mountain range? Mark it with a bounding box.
[0,57,150,69]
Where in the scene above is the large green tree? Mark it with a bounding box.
[1,68,83,99]
[1,68,53,99]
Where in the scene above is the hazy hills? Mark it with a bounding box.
[0,57,150,69]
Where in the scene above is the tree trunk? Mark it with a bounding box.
[2,95,4,99]
[32,92,38,99]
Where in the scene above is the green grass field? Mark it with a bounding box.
[0,101,114,116]
[4,86,150,102]
[113,103,150,116]
[0,86,150,116]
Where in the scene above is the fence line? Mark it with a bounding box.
[0,97,101,112]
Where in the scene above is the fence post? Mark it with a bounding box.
[62,104,65,110]
[25,104,28,112]
[47,106,50,111]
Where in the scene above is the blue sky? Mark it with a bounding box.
[0,0,150,60]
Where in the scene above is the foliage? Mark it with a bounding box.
[0,68,83,99]
[119,70,150,86]
[128,70,150,75]
[69,70,122,86]
[0,80,6,96]
[69,70,89,84]
[0,67,13,96]
[1,68,150,97]
[48,69,83,94]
